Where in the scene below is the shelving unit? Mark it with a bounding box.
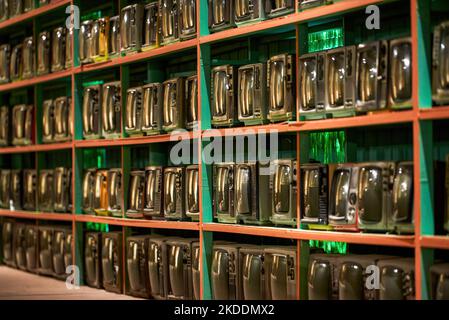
[0,0,448,301]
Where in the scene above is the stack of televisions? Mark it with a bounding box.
[0,95,72,148]
[81,165,199,221]
[209,36,413,128]
[306,252,449,300]
[83,232,201,299]
[212,160,419,234]
[0,24,73,84]
[2,219,449,300]
[0,1,52,21]
[1,220,72,280]
[78,0,197,66]
[81,75,197,141]
[0,167,72,213]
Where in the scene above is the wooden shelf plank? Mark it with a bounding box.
[202,223,415,247]
[419,106,449,121]
[75,215,199,230]
[0,69,72,92]
[74,131,198,148]
[0,0,71,30]
[420,235,449,250]
[74,39,197,74]
[201,123,298,138]
[0,142,72,154]
[296,110,416,132]
[0,209,73,221]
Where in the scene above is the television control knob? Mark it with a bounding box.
[349,193,357,205]
[348,208,356,221]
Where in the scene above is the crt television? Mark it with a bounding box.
[166,238,197,300]
[126,235,151,298]
[84,232,102,288]
[377,257,415,300]
[102,231,123,294]
[430,263,449,300]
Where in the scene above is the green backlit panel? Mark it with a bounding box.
[308,28,344,53]
[81,11,102,21]
[86,222,109,232]
[309,131,346,163]
[82,80,104,87]
[309,240,347,254]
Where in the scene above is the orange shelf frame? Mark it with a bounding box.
[74,131,198,148]
[0,69,72,92]
[0,0,71,30]
[202,123,299,138]
[202,223,416,248]
[0,209,73,221]
[0,142,73,154]
[420,236,449,250]
[419,106,449,120]
[75,215,200,231]
[295,110,417,132]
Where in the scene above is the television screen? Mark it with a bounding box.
[358,166,383,223]
[148,238,168,299]
[240,247,264,300]
[163,167,185,219]
[84,232,102,288]
[52,227,71,279]
[235,164,252,216]
[102,232,123,293]
[377,257,415,300]
[0,170,11,209]
[192,243,200,300]
[126,171,145,218]
[82,169,96,214]
[307,254,340,300]
[212,243,240,300]
[38,227,54,275]
[142,83,163,133]
[25,225,38,272]
[186,165,199,220]
[144,166,163,218]
[166,239,196,300]
[10,170,22,210]
[82,85,101,138]
[430,263,449,300]
[2,221,14,266]
[38,170,54,212]
[392,162,413,224]
[23,170,37,211]
[389,38,412,108]
[102,82,121,136]
[300,163,330,225]
[330,169,350,219]
[126,235,151,298]
[264,247,296,300]
[14,223,27,270]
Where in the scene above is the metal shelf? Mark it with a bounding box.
[202,223,416,248]
[0,69,72,92]
[75,215,200,230]
[420,235,449,250]
[0,209,73,221]
[0,142,73,154]
[74,131,198,148]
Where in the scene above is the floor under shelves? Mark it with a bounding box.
[0,266,139,300]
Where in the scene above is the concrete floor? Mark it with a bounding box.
[0,266,139,300]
